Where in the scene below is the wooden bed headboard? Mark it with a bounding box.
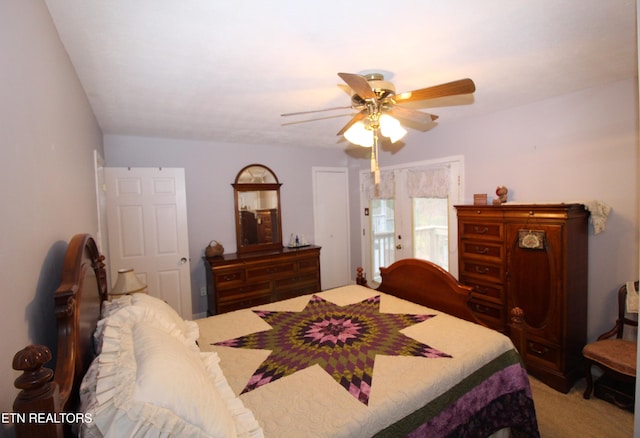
[357,258,479,324]
[12,234,108,438]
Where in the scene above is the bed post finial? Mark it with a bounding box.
[356,267,369,287]
[13,344,54,392]
[13,345,62,438]
[509,307,527,361]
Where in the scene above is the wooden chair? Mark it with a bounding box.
[583,281,638,404]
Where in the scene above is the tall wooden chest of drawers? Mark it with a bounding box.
[456,204,589,392]
[204,245,321,315]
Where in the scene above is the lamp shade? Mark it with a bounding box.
[379,114,407,143]
[111,268,147,296]
[343,121,374,147]
[343,115,406,147]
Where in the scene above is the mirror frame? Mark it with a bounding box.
[233,164,283,254]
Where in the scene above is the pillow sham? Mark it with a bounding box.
[129,293,199,344]
[97,293,199,351]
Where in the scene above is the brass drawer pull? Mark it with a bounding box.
[474,246,489,254]
[473,226,489,234]
[474,286,489,294]
[474,266,490,274]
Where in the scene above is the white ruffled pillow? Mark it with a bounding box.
[101,294,133,318]
[83,305,259,438]
[129,293,200,344]
[97,293,199,353]
[81,305,264,438]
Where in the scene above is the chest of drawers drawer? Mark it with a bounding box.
[467,298,504,332]
[460,241,503,263]
[463,279,504,302]
[460,259,504,283]
[459,221,504,241]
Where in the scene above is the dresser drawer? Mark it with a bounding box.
[297,256,320,272]
[213,268,246,289]
[217,293,272,314]
[460,221,504,240]
[274,272,319,291]
[460,259,503,283]
[460,241,503,262]
[275,284,321,302]
[247,262,295,280]
[216,281,271,299]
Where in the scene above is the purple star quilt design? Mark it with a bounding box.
[213,295,451,404]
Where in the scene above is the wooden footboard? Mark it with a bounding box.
[357,259,481,325]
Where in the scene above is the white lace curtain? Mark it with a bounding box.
[363,171,395,199]
[362,165,450,200]
[406,166,450,198]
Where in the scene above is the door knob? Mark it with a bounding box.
[179,257,188,265]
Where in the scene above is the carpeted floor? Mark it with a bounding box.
[529,376,634,437]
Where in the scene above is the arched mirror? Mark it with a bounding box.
[233,164,283,254]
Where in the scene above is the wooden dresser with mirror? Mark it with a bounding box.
[205,164,321,315]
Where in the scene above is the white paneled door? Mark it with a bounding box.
[105,167,193,319]
[313,167,351,289]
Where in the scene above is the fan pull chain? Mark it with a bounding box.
[372,130,380,184]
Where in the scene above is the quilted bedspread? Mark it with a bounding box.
[197,285,539,438]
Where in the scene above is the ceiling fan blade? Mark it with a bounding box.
[281,105,354,117]
[336,110,368,136]
[393,78,476,104]
[338,73,376,100]
[387,105,438,125]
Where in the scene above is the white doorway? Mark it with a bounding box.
[312,167,351,289]
[105,167,193,319]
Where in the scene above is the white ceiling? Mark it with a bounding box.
[45,0,637,149]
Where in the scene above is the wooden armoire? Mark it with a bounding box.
[456,203,589,392]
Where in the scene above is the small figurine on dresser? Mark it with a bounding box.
[493,186,508,205]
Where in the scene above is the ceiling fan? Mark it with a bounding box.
[282,72,476,181]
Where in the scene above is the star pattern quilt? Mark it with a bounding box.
[214,295,451,404]
[198,285,539,438]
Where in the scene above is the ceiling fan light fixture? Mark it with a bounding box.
[379,114,407,143]
[284,72,476,185]
[344,121,373,147]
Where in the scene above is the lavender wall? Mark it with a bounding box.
[1,1,103,429]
